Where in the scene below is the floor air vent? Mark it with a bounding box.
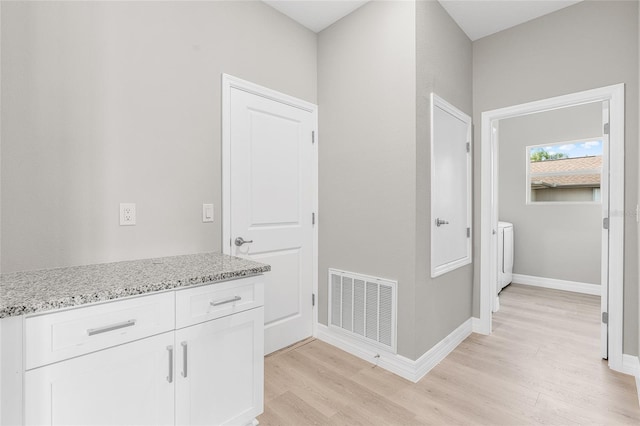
[329,269,397,353]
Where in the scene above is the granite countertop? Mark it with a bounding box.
[0,253,270,319]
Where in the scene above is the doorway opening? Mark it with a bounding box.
[479,84,625,372]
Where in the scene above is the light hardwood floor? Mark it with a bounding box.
[258,284,640,425]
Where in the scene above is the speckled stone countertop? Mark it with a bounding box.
[0,253,270,318]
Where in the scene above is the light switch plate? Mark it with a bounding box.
[202,203,214,222]
[120,203,136,226]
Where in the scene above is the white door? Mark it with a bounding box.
[223,75,316,354]
[24,332,174,425]
[600,100,610,360]
[175,308,264,426]
[430,94,472,277]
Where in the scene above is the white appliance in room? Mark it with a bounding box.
[497,221,514,294]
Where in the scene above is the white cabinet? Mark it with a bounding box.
[175,276,264,329]
[1,276,265,426]
[175,308,264,426]
[25,332,175,426]
[25,291,175,370]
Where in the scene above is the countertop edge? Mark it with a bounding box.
[0,260,270,319]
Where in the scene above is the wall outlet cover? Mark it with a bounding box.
[120,203,136,226]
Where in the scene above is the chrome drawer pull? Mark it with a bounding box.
[181,341,188,378]
[87,319,136,336]
[210,296,242,306]
[167,345,174,383]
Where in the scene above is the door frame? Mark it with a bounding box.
[479,83,625,372]
[221,73,319,339]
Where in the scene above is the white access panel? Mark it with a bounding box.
[430,94,472,278]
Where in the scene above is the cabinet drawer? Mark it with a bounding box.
[25,291,175,370]
[176,275,264,329]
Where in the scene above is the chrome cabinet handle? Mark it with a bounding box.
[167,345,174,383]
[435,218,449,227]
[234,237,254,246]
[181,341,188,378]
[210,296,242,306]
[87,319,136,336]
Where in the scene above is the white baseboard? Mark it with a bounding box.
[315,318,472,383]
[512,273,601,296]
[622,354,640,405]
[471,317,484,334]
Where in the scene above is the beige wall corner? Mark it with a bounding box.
[317,0,418,358]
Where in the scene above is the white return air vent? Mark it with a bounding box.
[328,269,397,353]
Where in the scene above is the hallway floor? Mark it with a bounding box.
[258,284,640,425]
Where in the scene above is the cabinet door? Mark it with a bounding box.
[176,307,264,426]
[25,332,175,426]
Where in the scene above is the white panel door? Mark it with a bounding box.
[24,332,174,426]
[226,79,315,354]
[431,94,472,277]
[600,100,610,360]
[175,308,264,426]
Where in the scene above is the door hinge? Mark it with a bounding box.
[312,293,316,307]
[602,312,608,324]
[312,212,315,225]
[467,227,470,238]
[466,142,470,153]
[604,123,610,135]
[603,217,609,230]
[312,131,315,144]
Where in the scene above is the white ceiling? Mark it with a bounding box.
[263,1,370,33]
[262,0,583,41]
[438,0,583,41]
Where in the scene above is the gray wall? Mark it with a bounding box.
[498,102,603,285]
[1,1,317,273]
[415,0,473,358]
[473,0,639,355]
[318,0,472,360]
[317,0,418,358]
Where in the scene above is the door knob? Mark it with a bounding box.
[435,218,449,227]
[234,237,254,246]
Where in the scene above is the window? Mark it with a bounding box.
[526,139,603,203]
